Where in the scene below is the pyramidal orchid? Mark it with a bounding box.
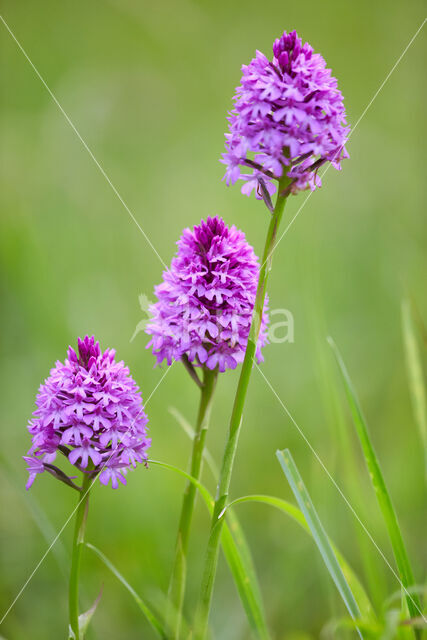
[25,335,150,640]
[222,29,349,200]
[195,30,350,639]
[146,215,269,372]
[146,216,269,636]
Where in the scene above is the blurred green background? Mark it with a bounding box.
[1,1,426,638]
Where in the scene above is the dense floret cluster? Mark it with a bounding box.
[146,216,269,372]
[222,30,349,197]
[24,336,150,489]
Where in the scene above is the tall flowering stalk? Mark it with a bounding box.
[195,30,349,638]
[165,367,217,637]
[146,216,269,637]
[24,336,151,639]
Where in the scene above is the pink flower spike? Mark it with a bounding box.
[222,29,349,197]
[24,336,151,490]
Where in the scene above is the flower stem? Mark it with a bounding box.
[194,178,290,639]
[69,471,91,640]
[167,367,218,638]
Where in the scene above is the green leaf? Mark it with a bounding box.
[312,326,388,609]
[170,408,375,632]
[221,519,269,639]
[225,494,374,622]
[276,449,363,637]
[328,337,422,632]
[150,459,271,639]
[401,300,427,480]
[86,543,167,638]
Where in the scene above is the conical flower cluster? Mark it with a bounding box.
[146,216,269,372]
[24,336,151,489]
[222,30,349,197]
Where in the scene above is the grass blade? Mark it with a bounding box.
[401,300,427,479]
[226,494,374,622]
[170,408,374,632]
[221,523,270,639]
[328,337,423,630]
[313,328,388,610]
[276,449,363,636]
[86,543,167,638]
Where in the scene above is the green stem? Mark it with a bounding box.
[193,178,290,639]
[167,367,218,639]
[69,472,91,640]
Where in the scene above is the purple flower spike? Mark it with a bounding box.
[146,216,269,371]
[222,29,349,197]
[24,336,151,489]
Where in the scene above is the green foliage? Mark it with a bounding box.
[1,1,425,637]
[276,449,363,636]
[401,300,427,480]
[150,459,270,639]
[328,338,423,634]
[86,544,167,638]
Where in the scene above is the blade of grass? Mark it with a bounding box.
[328,337,423,632]
[401,300,427,480]
[152,450,375,634]
[313,331,387,611]
[170,409,375,626]
[224,494,374,622]
[276,449,363,637]
[221,524,269,639]
[150,459,270,639]
[86,543,167,639]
